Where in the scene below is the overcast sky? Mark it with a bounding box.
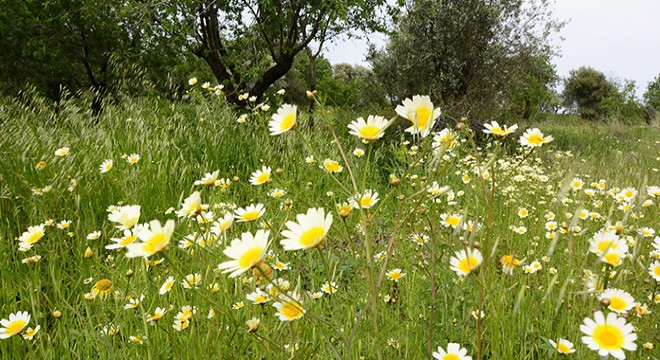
[325,0,660,97]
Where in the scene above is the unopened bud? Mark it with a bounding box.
[84,247,94,259]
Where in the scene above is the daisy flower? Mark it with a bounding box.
[357,190,379,209]
[217,230,270,277]
[432,128,457,150]
[125,220,175,258]
[91,279,113,299]
[99,159,113,173]
[194,171,219,186]
[519,128,553,148]
[273,292,305,322]
[440,213,463,228]
[580,311,637,359]
[548,338,575,354]
[646,260,660,283]
[211,212,234,235]
[482,121,518,137]
[323,159,343,173]
[347,115,390,143]
[269,104,297,135]
[176,191,202,218]
[17,224,46,251]
[449,248,483,277]
[353,148,365,157]
[395,95,441,138]
[108,205,141,230]
[500,255,522,275]
[22,325,40,340]
[600,288,636,314]
[432,343,472,360]
[159,276,175,295]
[246,317,261,332]
[386,269,406,282]
[0,311,31,339]
[126,153,140,164]
[87,231,101,240]
[246,289,270,304]
[321,281,338,294]
[147,308,167,325]
[54,147,70,157]
[234,203,265,222]
[249,166,272,186]
[280,208,333,250]
[182,273,202,289]
[105,229,138,250]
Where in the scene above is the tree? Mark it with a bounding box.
[562,67,618,120]
[368,0,563,118]
[644,75,660,110]
[152,0,394,106]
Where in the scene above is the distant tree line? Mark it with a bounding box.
[0,0,657,123]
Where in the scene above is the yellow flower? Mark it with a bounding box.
[217,230,270,277]
[323,159,343,173]
[0,311,30,339]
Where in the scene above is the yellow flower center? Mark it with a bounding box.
[27,231,44,244]
[280,113,296,131]
[388,272,402,281]
[93,279,113,293]
[608,297,627,311]
[443,354,460,360]
[241,211,261,221]
[143,233,167,254]
[120,234,137,247]
[299,226,326,247]
[458,256,478,274]
[414,107,431,128]
[6,320,27,336]
[491,127,505,136]
[593,324,624,350]
[527,133,544,146]
[358,125,382,139]
[238,247,263,268]
[654,265,660,277]
[446,216,461,227]
[557,343,571,354]
[597,241,616,253]
[256,173,270,184]
[360,197,374,208]
[280,301,304,320]
[603,252,621,266]
[324,161,341,173]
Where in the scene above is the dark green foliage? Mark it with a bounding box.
[562,67,617,120]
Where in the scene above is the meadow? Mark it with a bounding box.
[0,86,658,359]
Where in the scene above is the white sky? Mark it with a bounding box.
[325,0,660,97]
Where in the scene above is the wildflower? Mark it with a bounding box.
[427,182,450,197]
[211,212,234,235]
[519,128,553,148]
[54,147,70,157]
[22,325,40,340]
[0,311,31,339]
[432,343,472,360]
[108,205,141,230]
[600,288,636,314]
[21,255,41,264]
[159,276,175,295]
[347,115,389,143]
[643,342,654,350]
[269,188,286,198]
[321,281,338,294]
[233,302,244,310]
[125,220,175,258]
[280,208,332,250]
[269,104,297,135]
[549,338,575,355]
[387,338,400,349]
[305,155,316,164]
[18,224,46,251]
[99,159,113,173]
[246,317,261,332]
[273,292,305,322]
[124,295,144,310]
[323,159,343,173]
[35,160,47,170]
[395,95,440,138]
[483,121,518,137]
[147,308,166,325]
[580,311,637,359]
[276,89,286,95]
[194,171,219,186]
[182,273,202,289]
[353,148,365,157]
[517,208,529,218]
[126,153,140,164]
[450,248,483,277]
[357,190,379,209]
[337,202,353,218]
[105,229,138,250]
[87,231,101,240]
[177,192,202,218]
[217,230,270,277]
[91,279,113,298]
[234,203,265,222]
[570,178,584,191]
[246,289,270,304]
[249,166,272,185]
[188,77,197,86]
[440,214,462,228]
[386,269,406,282]
[432,129,457,151]
[56,220,71,230]
[273,260,289,271]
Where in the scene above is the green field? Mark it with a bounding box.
[0,91,658,359]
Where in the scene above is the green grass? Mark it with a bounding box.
[0,91,658,359]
